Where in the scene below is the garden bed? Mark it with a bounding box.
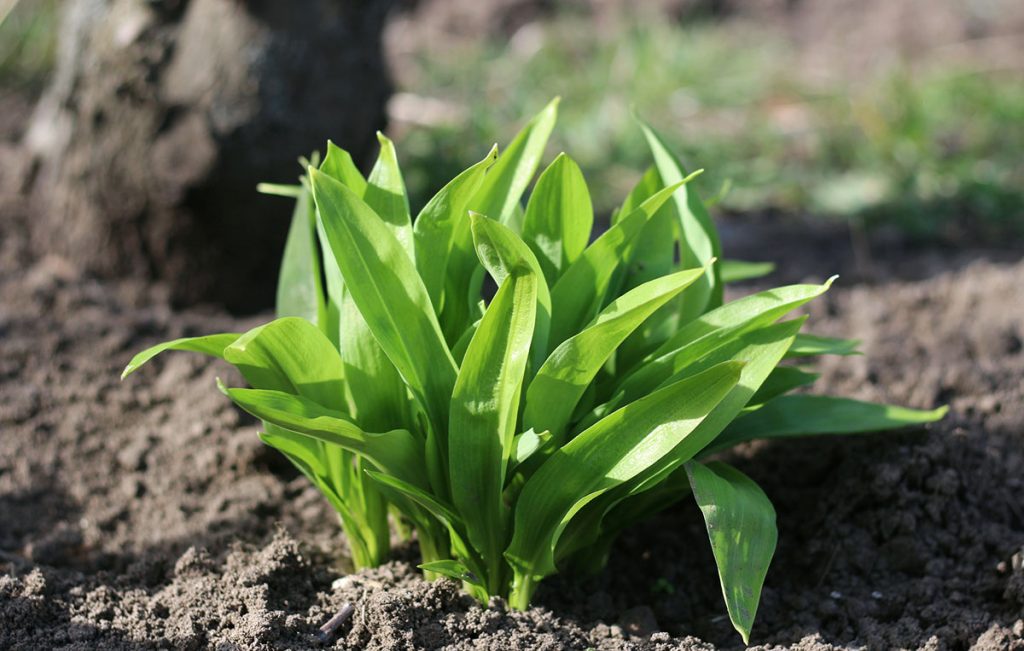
[2,167,1022,650]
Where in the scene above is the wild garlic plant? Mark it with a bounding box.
[123,99,945,642]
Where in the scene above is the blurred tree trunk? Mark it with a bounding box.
[25,0,395,312]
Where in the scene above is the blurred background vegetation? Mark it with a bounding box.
[5,0,1023,244]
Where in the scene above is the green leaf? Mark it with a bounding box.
[321,141,368,197]
[224,386,429,489]
[710,395,948,452]
[746,366,820,407]
[449,268,537,591]
[720,259,776,283]
[510,429,552,471]
[276,188,326,328]
[786,333,861,357]
[505,361,743,585]
[414,146,499,313]
[364,132,414,258]
[522,152,593,284]
[121,333,240,379]
[524,267,707,442]
[256,183,303,198]
[686,461,777,645]
[309,168,457,430]
[471,97,559,229]
[470,213,551,370]
[223,317,343,404]
[614,165,660,224]
[418,560,484,588]
[548,179,691,349]
[638,118,723,321]
[615,280,835,403]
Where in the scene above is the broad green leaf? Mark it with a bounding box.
[721,259,776,283]
[639,118,723,321]
[276,188,325,327]
[121,333,240,379]
[309,168,457,429]
[321,141,368,196]
[414,146,499,312]
[471,97,559,229]
[558,319,805,566]
[746,366,820,407]
[223,317,342,404]
[522,153,593,284]
[470,213,551,370]
[548,179,691,349]
[224,386,428,489]
[786,333,861,358]
[524,267,707,442]
[510,429,552,471]
[686,461,777,645]
[505,361,743,583]
[615,280,835,403]
[364,132,414,258]
[418,560,484,588]
[450,269,537,591]
[710,395,948,452]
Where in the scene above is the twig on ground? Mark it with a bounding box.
[317,602,355,643]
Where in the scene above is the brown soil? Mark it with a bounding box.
[2,161,1023,649]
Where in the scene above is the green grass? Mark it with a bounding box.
[394,12,1024,242]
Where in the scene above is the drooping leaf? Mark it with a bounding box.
[746,366,820,407]
[121,333,240,379]
[786,333,861,358]
[686,461,777,645]
[449,269,537,591]
[418,560,484,588]
[224,386,429,489]
[720,259,776,284]
[522,152,593,284]
[709,395,948,452]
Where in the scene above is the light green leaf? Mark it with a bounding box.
[686,461,777,645]
[414,146,499,313]
[505,361,743,584]
[525,267,707,442]
[121,333,240,379]
[710,395,948,452]
[638,118,722,321]
[470,97,559,229]
[364,132,414,258]
[721,259,776,283]
[321,141,368,197]
[548,179,691,349]
[309,168,457,428]
[786,333,861,358]
[224,386,428,489]
[522,152,593,284]
[418,560,484,588]
[276,188,325,327]
[470,213,551,370]
[615,280,834,403]
[450,269,537,591]
[746,366,820,407]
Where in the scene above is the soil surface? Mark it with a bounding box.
[2,154,1024,649]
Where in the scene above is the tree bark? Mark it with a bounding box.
[25,0,395,312]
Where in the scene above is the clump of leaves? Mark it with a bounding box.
[123,99,945,643]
